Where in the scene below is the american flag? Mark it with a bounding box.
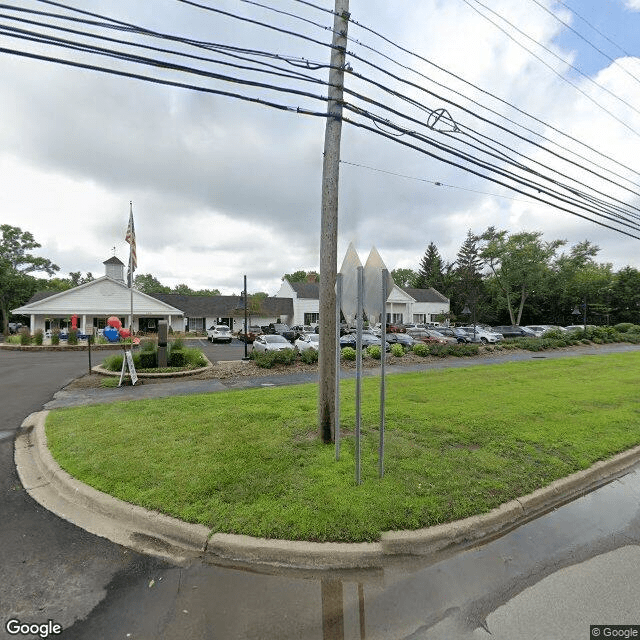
[125,202,137,284]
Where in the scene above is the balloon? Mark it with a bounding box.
[107,316,122,329]
[103,326,120,342]
[119,328,131,338]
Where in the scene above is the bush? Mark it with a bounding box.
[51,330,60,346]
[412,343,429,357]
[168,348,186,367]
[341,347,356,361]
[366,345,382,360]
[139,350,157,369]
[251,348,297,368]
[34,329,43,346]
[103,354,124,371]
[184,347,207,368]
[67,329,78,346]
[390,343,405,357]
[299,348,319,364]
[19,329,31,345]
[614,323,637,334]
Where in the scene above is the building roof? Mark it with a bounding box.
[150,293,293,317]
[402,287,450,303]
[103,256,125,265]
[288,281,320,299]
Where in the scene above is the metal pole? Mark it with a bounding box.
[243,275,249,360]
[379,269,388,478]
[335,273,343,461]
[318,0,350,443]
[355,265,363,485]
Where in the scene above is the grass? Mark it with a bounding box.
[45,352,640,543]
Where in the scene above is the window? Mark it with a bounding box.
[386,313,404,324]
[304,312,319,324]
[188,317,204,332]
[413,314,426,323]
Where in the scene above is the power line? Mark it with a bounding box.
[460,0,640,137]
[526,0,640,87]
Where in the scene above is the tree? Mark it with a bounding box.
[283,270,319,283]
[391,268,417,288]
[476,227,565,325]
[134,273,171,294]
[451,230,485,320]
[0,225,59,333]
[611,266,640,324]
[415,242,444,290]
[69,271,94,287]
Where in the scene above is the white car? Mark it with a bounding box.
[526,325,567,336]
[458,326,503,344]
[252,334,295,353]
[207,325,233,343]
[294,333,320,351]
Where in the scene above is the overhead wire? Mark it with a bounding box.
[526,0,640,87]
[459,0,640,136]
[285,0,640,185]
[3,0,640,241]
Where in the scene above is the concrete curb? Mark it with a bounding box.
[15,410,640,570]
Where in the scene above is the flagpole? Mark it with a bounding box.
[127,201,134,337]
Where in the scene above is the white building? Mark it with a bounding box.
[12,257,184,334]
[276,279,450,326]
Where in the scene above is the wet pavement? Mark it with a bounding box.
[2,346,640,639]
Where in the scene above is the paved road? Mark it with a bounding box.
[2,346,640,639]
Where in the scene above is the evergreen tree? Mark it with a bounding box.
[415,242,444,290]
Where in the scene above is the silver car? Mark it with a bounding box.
[252,334,295,353]
[207,324,233,343]
[458,326,503,344]
[294,333,320,352]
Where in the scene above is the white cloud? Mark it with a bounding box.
[1,0,639,296]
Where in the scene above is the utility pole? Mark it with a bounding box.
[318,0,350,443]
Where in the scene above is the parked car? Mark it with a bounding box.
[252,334,295,353]
[339,332,390,351]
[525,325,567,335]
[386,323,406,333]
[8,322,23,334]
[384,332,417,347]
[437,327,472,343]
[264,323,296,342]
[421,329,457,344]
[492,325,538,338]
[207,324,233,343]
[565,324,597,333]
[290,325,313,340]
[458,326,503,343]
[295,333,320,351]
[236,325,262,343]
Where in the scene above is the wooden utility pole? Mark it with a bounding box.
[318,0,350,443]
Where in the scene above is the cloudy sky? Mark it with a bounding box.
[1,0,640,295]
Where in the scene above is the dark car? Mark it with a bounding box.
[339,332,390,351]
[265,323,296,342]
[492,325,538,338]
[237,325,262,343]
[384,333,416,347]
[437,327,472,343]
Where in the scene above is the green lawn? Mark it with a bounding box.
[46,352,640,542]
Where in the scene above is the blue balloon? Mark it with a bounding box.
[103,326,120,342]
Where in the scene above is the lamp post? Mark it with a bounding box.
[241,275,249,360]
[572,297,587,330]
[462,302,477,341]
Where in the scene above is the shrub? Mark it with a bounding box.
[103,354,124,371]
[67,329,78,346]
[139,350,157,369]
[412,343,429,357]
[449,343,479,357]
[614,323,636,333]
[171,337,185,350]
[184,347,207,368]
[19,329,31,345]
[366,345,382,360]
[252,348,296,368]
[34,329,43,346]
[390,343,405,358]
[341,347,356,361]
[168,348,186,367]
[51,331,60,346]
[300,348,319,364]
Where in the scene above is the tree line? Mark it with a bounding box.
[391,228,640,327]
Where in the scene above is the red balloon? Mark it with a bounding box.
[107,316,122,329]
[119,328,131,338]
